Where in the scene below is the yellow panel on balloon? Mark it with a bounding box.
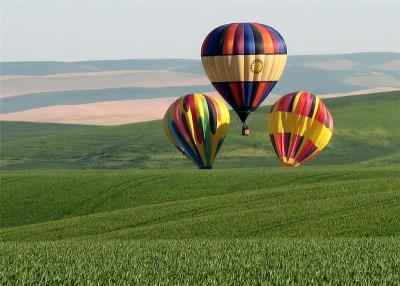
[201,54,287,82]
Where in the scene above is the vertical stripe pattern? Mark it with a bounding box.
[268,91,334,167]
[164,93,230,169]
[201,23,287,125]
[201,23,287,56]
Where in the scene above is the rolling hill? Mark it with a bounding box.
[0,59,204,76]
[2,166,400,237]
[0,85,215,114]
[1,53,399,126]
[1,91,399,170]
[1,91,400,284]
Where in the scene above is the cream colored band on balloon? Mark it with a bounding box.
[201,54,287,83]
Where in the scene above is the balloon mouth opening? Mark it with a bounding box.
[237,110,252,123]
[199,165,212,170]
[281,161,300,168]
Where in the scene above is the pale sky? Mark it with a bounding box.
[1,0,399,62]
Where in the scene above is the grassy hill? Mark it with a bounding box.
[2,238,398,285]
[1,166,400,238]
[1,167,400,284]
[1,91,400,284]
[1,91,399,170]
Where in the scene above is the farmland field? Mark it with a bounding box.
[1,239,399,285]
[1,91,400,284]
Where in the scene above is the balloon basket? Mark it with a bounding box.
[281,161,300,167]
[242,126,250,136]
[199,165,212,170]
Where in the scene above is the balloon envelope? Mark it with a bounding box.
[201,22,287,135]
[164,93,230,169]
[268,91,334,167]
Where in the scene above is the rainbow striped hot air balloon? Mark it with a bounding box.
[201,22,287,135]
[164,93,230,169]
[268,91,334,167]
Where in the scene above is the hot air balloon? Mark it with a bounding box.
[268,91,334,167]
[164,93,230,169]
[201,22,287,136]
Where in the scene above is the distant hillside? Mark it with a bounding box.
[278,52,400,94]
[0,85,215,114]
[1,53,399,123]
[1,53,398,77]
[0,59,204,76]
[1,91,399,170]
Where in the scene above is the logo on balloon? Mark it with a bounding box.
[250,59,263,74]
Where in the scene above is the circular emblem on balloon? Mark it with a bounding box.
[250,59,263,74]
[268,91,334,167]
[201,22,287,136]
[163,93,230,169]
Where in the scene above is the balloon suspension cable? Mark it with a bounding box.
[242,122,250,136]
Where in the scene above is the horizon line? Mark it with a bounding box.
[1,51,399,64]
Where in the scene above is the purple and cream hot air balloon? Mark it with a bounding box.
[201,23,287,135]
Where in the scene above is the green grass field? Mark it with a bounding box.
[1,91,399,170]
[2,239,399,285]
[1,91,400,284]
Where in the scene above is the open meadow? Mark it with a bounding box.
[1,91,399,284]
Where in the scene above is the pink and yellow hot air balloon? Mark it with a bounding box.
[268,91,334,167]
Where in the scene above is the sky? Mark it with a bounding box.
[1,0,399,62]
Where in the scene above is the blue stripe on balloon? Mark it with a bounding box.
[269,27,287,54]
[243,23,255,55]
[244,82,253,108]
[170,121,203,166]
[212,82,238,109]
[203,24,230,56]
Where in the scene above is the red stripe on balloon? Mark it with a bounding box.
[186,94,204,144]
[278,92,293,112]
[229,83,243,107]
[233,24,244,55]
[288,134,301,159]
[296,139,314,163]
[296,92,308,116]
[251,82,267,108]
[315,101,327,126]
[252,23,274,54]
[327,109,334,131]
[277,133,285,158]
[223,23,239,55]
[302,92,313,117]
[265,26,279,54]
[301,150,320,165]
